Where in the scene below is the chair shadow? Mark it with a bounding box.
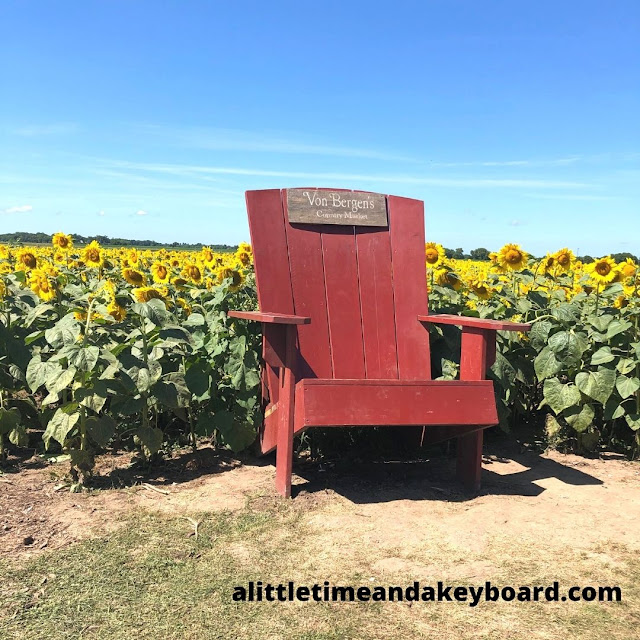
[290,446,604,503]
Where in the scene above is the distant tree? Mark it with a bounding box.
[469,248,490,261]
[611,252,638,263]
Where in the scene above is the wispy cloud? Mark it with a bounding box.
[133,124,415,162]
[523,193,618,201]
[10,123,79,137]
[135,209,148,216]
[1,204,33,214]
[99,158,594,189]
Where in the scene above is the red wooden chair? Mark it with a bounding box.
[230,188,530,497]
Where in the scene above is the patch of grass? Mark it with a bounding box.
[1,499,639,640]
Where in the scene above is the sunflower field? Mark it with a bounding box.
[0,235,639,484]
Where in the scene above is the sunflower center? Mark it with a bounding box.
[22,253,37,268]
[557,253,570,266]
[505,249,523,264]
[425,249,439,264]
[157,266,167,279]
[131,272,143,284]
[595,262,611,276]
[87,249,100,262]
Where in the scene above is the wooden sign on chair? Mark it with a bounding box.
[229,188,530,498]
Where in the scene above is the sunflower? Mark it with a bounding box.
[554,248,574,272]
[201,246,216,267]
[620,258,637,279]
[16,249,38,271]
[216,266,245,291]
[489,252,507,274]
[127,248,140,265]
[177,297,192,316]
[0,279,6,299]
[433,266,462,290]
[52,232,73,252]
[613,295,628,309]
[83,240,104,268]
[497,243,528,271]
[541,254,556,274]
[182,262,203,285]
[132,286,166,303]
[122,268,147,286]
[468,278,493,300]
[171,276,188,290]
[107,301,127,322]
[235,243,253,267]
[425,242,446,267]
[0,245,9,260]
[151,262,170,284]
[587,256,618,285]
[28,269,56,301]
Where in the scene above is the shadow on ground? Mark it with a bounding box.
[289,440,604,503]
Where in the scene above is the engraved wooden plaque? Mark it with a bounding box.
[286,189,388,226]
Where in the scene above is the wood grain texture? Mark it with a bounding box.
[287,188,387,226]
[420,313,531,332]
[298,379,498,427]
[388,195,431,380]
[321,227,366,378]
[228,310,310,324]
[355,228,399,379]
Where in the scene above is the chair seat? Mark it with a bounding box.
[260,378,498,453]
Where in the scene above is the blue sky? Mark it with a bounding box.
[1,0,638,255]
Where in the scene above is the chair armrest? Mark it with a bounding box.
[229,311,311,325]
[418,314,530,332]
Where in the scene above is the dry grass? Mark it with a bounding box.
[1,493,639,640]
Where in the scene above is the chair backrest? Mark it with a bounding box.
[246,188,432,381]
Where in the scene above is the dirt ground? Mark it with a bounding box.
[2,440,639,564]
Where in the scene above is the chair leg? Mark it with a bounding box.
[275,325,296,498]
[456,430,483,493]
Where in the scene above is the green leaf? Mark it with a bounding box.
[45,314,81,348]
[0,408,21,435]
[68,345,100,372]
[195,411,216,437]
[490,352,516,388]
[183,312,205,326]
[132,299,168,326]
[111,395,145,416]
[45,366,77,395]
[534,346,563,381]
[606,319,632,340]
[185,360,211,397]
[86,414,116,447]
[43,408,80,450]
[590,315,613,332]
[616,358,636,375]
[575,368,616,405]
[529,320,553,350]
[151,381,180,408]
[26,357,63,392]
[564,404,595,433]
[545,414,563,443]
[135,426,164,455]
[624,413,640,431]
[9,424,29,447]
[548,330,587,366]
[591,347,615,366]
[616,375,640,400]
[578,430,600,451]
[69,448,93,472]
[211,410,256,452]
[543,378,582,414]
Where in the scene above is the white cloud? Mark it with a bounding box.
[98,210,105,216]
[100,159,594,190]
[1,204,33,214]
[136,209,148,216]
[10,123,79,137]
[133,124,415,162]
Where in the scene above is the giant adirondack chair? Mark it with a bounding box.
[229,188,530,498]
